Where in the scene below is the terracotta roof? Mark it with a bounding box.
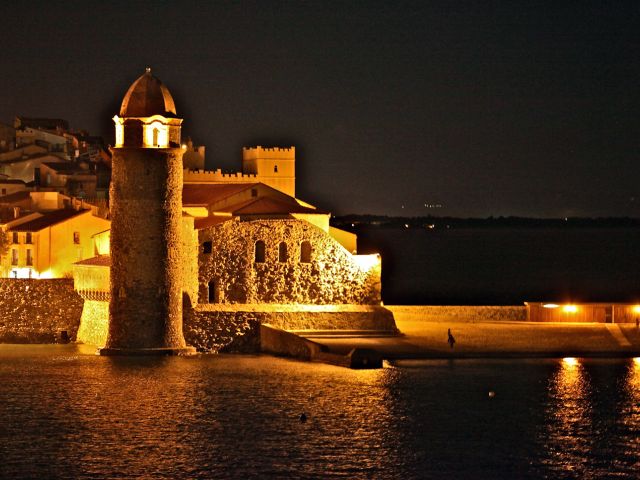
[194,216,234,230]
[0,179,26,185]
[75,255,111,267]
[16,117,69,131]
[221,196,326,215]
[0,190,31,203]
[0,153,62,165]
[120,69,177,118]
[9,209,86,232]
[43,162,92,174]
[182,183,258,206]
[0,209,33,224]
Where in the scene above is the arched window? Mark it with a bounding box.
[152,128,159,146]
[255,240,266,263]
[274,165,278,173]
[300,241,312,263]
[278,242,288,262]
[202,241,212,254]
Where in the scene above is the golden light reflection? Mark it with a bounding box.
[563,305,578,313]
[626,358,640,401]
[620,358,640,455]
[543,358,592,473]
[543,303,560,309]
[633,305,640,314]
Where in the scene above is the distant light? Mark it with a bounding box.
[563,305,578,313]
[404,224,409,228]
[633,305,640,314]
[633,357,640,365]
[427,224,435,229]
[181,144,187,149]
[563,357,578,366]
[543,303,560,309]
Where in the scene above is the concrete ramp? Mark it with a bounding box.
[605,324,632,347]
[260,324,385,369]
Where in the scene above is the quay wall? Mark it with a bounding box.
[388,305,527,323]
[0,279,83,343]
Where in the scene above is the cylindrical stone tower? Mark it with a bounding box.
[100,69,195,355]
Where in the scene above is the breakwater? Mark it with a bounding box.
[0,279,83,343]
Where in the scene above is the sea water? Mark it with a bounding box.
[356,226,640,305]
[0,345,638,478]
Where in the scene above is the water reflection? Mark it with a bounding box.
[2,347,640,478]
[619,358,640,457]
[542,358,593,476]
[0,348,403,479]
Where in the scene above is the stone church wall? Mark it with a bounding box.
[0,279,83,343]
[198,218,381,305]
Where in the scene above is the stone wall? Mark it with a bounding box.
[108,147,187,350]
[0,279,83,343]
[198,218,381,305]
[387,305,527,323]
[76,300,109,346]
[183,308,261,353]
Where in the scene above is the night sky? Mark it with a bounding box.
[0,1,638,217]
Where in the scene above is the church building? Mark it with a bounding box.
[73,69,395,353]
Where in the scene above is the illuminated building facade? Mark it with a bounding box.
[0,191,110,279]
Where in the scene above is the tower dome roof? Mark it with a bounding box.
[119,68,177,118]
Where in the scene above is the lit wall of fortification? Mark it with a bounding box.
[0,279,83,343]
[183,168,258,184]
[197,218,381,305]
[242,146,295,197]
[183,146,296,198]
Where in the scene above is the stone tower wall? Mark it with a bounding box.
[107,147,186,349]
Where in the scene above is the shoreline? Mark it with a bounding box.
[312,308,640,360]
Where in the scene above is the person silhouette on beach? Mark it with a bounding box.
[448,328,455,349]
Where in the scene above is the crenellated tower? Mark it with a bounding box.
[100,68,195,355]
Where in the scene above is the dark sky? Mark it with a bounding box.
[0,1,638,217]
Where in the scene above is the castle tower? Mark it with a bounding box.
[100,69,195,355]
[242,146,296,197]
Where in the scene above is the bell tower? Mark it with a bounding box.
[100,69,195,355]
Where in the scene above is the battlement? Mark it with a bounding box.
[184,168,258,183]
[242,146,295,160]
